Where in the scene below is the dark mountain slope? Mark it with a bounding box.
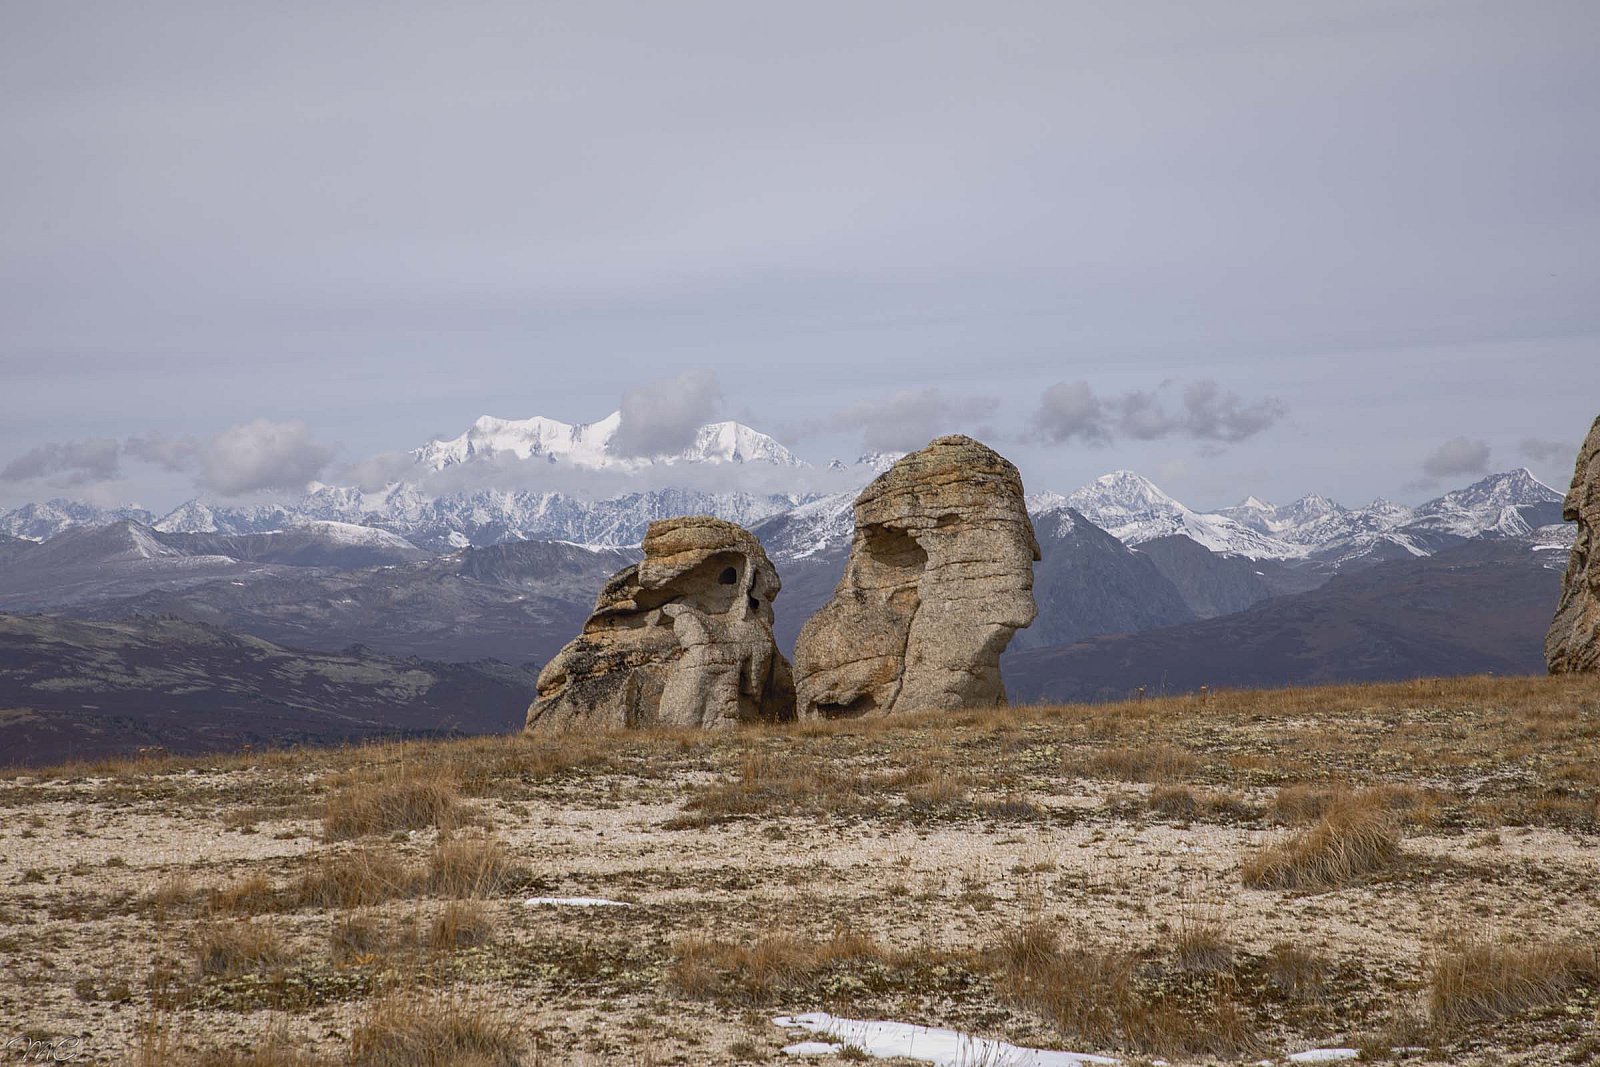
[0,612,537,766]
[154,525,428,568]
[1011,509,1196,651]
[0,521,307,610]
[78,539,637,665]
[1005,539,1565,705]
[0,535,34,567]
[1134,534,1277,618]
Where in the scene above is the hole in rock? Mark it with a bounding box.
[816,693,877,719]
[718,566,738,585]
[861,524,927,572]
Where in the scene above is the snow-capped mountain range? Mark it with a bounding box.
[0,412,1570,567]
[1063,467,1565,563]
[411,412,803,471]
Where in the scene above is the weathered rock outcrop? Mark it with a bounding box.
[792,435,1039,718]
[526,516,795,730]
[1546,415,1600,673]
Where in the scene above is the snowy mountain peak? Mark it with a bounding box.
[1079,470,1181,508]
[411,412,801,472]
[856,451,907,474]
[1064,471,1297,559]
[1428,468,1561,511]
[154,500,220,533]
[682,421,803,466]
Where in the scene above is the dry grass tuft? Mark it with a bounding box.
[322,763,468,841]
[425,835,520,898]
[1149,785,1258,823]
[145,871,197,920]
[208,873,279,916]
[1264,941,1331,1002]
[669,927,889,1002]
[193,920,293,977]
[1242,790,1402,890]
[990,921,1261,1058]
[128,1025,331,1066]
[1172,916,1234,973]
[330,913,387,966]
[428,900,493,951]
[348,995,523,1067]
[1429,936,1598,1032]
[296,848,420,909]
[1083,743,1202,782]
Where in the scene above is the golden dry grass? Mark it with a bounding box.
[989,921,1262,1058]
[347,995,522,1067]
[427,900,492,952]
[192,920,293,978]
[322,763,467,841]
[1429,936,1599,1032]
[127,1026,331,1067]
[424,835,521,898]
[669,927,892,1002]
[295,848,420,909]
[1241,789,1403,890]
[1084,742,1202,782]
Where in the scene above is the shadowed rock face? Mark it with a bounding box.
[1547,416,1600,674]
[793,435,1039,718]
[525,516,795,731]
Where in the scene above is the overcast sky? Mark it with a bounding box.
[2,1,1597,513]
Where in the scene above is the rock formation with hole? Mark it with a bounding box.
[792,435,1040,718]
[525,516,795,730]
[1546,415,1600,674]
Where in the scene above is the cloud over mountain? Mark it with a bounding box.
[0,438,121,484]
[610,369,724,458]
[4,421,335,498]
[1421,436,1491,480]
[826,387,999,453]
[1027,379,1285,448]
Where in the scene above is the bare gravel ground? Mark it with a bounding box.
[1,674,1597,1066]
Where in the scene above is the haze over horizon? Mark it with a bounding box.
[3,2,1597,514]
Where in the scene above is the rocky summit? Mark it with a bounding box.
[1546,415,1600,674]
[792,435,1040,718]
[525,515,795,731]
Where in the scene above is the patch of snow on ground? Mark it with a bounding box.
[522,896,629,908]
[782,1041,845,1056]
[1287,1050,1359,1063]
[773,1013,1117,1066]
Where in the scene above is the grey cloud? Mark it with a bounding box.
[1027,379,1284,448]
[1026,381,1110,445]
[1176,380,1287,443]
[196,419,335,495]
[125,420,335,496]
[1519,436,1574,465]
[123,432,198,471]
[610,369,723,458]
[0,438,121,483]
[828,387,1000,453]
[1421,436,1491,480]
